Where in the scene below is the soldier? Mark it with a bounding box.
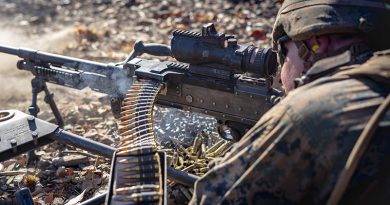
[190,0,390,204]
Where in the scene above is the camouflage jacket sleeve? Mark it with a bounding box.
[189,71,390,205]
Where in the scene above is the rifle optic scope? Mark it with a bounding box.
[171,23,278,78]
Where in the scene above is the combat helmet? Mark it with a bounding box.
[272,0,390,67]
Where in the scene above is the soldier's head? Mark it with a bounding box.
[271,0,390,93]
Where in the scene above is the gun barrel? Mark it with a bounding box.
[0,44,19,56]
[0,44,112,73]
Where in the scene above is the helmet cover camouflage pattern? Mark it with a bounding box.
[272,0,390,51]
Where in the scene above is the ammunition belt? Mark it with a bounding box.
[111,79,163,204]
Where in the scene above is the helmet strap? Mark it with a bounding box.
[294,41,313,69]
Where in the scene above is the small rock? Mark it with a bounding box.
[29,16,44,24]
[56,166,66,177]
[84,129,98,138]
[52,155,89,167]
[63,124,73,131]
[94,0,112,5]
[53,197,65,205]
[37,160,51,169]
[37,170,56,179]
[98,135,114,145]
[19,20,29,26]
[58,0,72,6]
[32,183,44,196]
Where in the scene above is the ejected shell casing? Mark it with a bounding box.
[178,144,190,156]
[193,162,205,168]
[195,172,205,177]
[214,141,233,156]
[178,156,184,166]
[175,165,184,170]
[160,148,174,155]
[200,143,206,158]
[172,152,178,167]
[166,155,173,167]
[196,147,202,158]
[205,139,225,154]
[192,134,202,155]
[182,164,195,172]
[188,155,198,160]
[199,167,209,173]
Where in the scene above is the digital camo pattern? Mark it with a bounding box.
[190,52,390,205]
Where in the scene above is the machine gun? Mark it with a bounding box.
[0,23,280,141]
[0,23,281,204]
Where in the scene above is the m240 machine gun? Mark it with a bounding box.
[0,23,281,205]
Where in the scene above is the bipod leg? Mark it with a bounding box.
[27,78,44,166]
[43,83,64,128]
[28,78,42,117]
[26,78,64,166]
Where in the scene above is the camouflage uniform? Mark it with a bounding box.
[190,49,390,205]
[189,1,390,204]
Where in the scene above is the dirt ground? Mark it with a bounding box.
[0,0,280,204]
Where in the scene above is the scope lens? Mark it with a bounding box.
[245,47,278,78]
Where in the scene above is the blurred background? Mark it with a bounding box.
[0,0,280,204]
